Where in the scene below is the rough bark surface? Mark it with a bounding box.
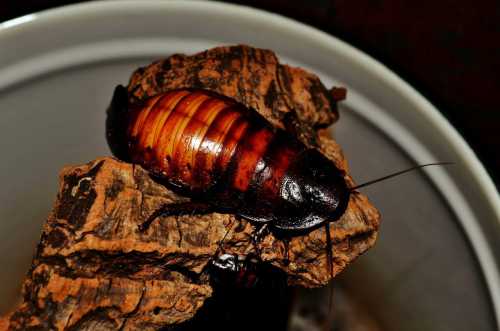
[0,150,378,330]
[0,45,380,330]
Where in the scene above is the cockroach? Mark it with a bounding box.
[106,84,448,291]
[107,85,350,233]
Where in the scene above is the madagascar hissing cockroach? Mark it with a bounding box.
[106,85,350,234]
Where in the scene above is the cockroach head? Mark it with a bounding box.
[274,149,350,232]
[106,85,131,162]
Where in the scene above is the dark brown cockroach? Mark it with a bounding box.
[106,85,350,233]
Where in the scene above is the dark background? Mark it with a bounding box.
[1,0,499,187]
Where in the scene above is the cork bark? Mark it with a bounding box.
[0,45,380,330]
[0,152,378,330]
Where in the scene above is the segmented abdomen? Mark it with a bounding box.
[126,89,304,197]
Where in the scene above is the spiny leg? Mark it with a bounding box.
[282,238,290,266]
[215,218,235,256]
[138,201,214,232]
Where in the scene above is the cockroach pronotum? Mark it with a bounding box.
[106,84,448,290]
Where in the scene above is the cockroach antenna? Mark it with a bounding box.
[325,222,335,330]
[350,162,454,191]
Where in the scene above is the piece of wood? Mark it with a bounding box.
[0,145,377,330]
[0,45,380,330]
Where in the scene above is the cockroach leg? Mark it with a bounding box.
[251,223,269,246]
[251,223,269,258]
[325,222,334,327]
[215,218,235,256]
[325,223,334,280]
[138,201,214,232]
[282,238,290,266]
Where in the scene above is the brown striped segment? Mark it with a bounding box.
[136,96,165,150]
[128,95,164,165]
[137,90,189,153]
[154,92,206,173]
[256,133,305,197]
[193,107,244,188]
[166,92,210,163]
[231,124,275,192]
[172,97,230,183]
[129,94,162,138]
[215,115,249,175]
[151,90,191,149]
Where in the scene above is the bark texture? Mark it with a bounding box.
[0,150,377,330]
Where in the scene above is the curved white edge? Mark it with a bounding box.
[0,13,36,29]
[0,38,219,90]
[345,91,500,327]
[1,0,499,326]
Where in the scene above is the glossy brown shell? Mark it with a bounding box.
[112,87,349,231]
[127,88,299,191]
